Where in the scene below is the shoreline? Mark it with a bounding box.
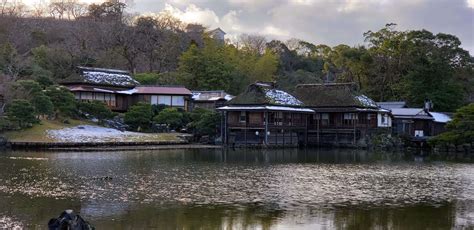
[5,140,221,152]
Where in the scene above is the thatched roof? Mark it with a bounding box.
[294,83,378,108]
[227,82,304,107]
[62,67,138,88]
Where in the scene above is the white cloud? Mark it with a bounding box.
[467,0,474,8]
[162,3,219,27]
[262,25,290,37]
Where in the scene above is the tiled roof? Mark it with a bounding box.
[377,101,406,109]
[391,108,433,120]
[135,86,192,95]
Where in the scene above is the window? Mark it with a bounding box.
[343,113,357,125]
[151,95,158,105]
[239,111,246,123]
[94,93,104,101]
[74,92,81,99]
[158,96,172,105]
[83,92,93,100]
[321,113,329,126]
[172,96,185,106]
[381,115,386,124]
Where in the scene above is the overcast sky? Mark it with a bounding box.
[125,0,473,54]
[23,0,474,53]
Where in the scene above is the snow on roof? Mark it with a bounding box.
[429,112,452,123]
[82,71,139,87]
[117,88,138,95]
[264,88,303,106]
[192,90,233,101]
[355,95,378,108]
[217,106,314,113]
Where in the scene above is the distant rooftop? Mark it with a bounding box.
[135,86,192,95]
[377,101,406,109]
[192,90,234,101]
[391,108,433,120]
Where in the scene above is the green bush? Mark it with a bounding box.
[189,108,221,137]
[45,86,76,118]
[153,108,184,130]
[430,103,474,146]
[6,99,38,128]
[31,92,54,118]
[77,101,115,120]
[0,117,14,131]
[124,103,153,131]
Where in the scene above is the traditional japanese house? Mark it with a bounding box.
[62,67,139,111]
[218,82,314,147]
[379,100,452,139]
[133,86,192,111]
[390,108,434,139]
[294,83,391,146]
[62,67,192,112]
[191,90,234,111]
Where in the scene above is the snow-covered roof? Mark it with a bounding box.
[63,66,139,88]
[264,88,303,106]
[429,112,452,123]
[217,106,314,113]
[82,70,139,87]
[355,95,378,108]
[294,83,379,109]
[192,91,234,101]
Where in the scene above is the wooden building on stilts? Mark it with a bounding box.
[294,83,391,147]
[218,82,314,147]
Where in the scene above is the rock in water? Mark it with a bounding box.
[48,209,95,230]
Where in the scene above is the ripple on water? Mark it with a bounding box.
[0,156,468,210]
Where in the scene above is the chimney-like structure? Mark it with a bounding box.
[424,99,433,111]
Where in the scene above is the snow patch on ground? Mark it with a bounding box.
[264,89,303,106]
[0,216,23,229]
[46,125,150,143]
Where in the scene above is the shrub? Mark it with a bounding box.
[45,86,76,118]
[6,99,38,128]
[31,92,54,118]
[189,108,221,137]
[77,101,114,120]
[153,108,184,130]
[430,103,474,146]
[124,103,153,131]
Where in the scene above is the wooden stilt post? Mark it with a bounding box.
[264,111,269,146]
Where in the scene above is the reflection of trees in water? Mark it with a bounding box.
[83,203,284,229]
[0,193,462,229]
[332,204,456,229]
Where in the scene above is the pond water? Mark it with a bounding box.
[0,148,473,229]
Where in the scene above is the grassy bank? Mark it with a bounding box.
[4,119,183,143]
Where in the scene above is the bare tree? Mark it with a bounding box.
[0,0,27,17]
[238,34,267,55]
